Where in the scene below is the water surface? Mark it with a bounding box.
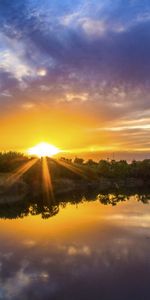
[0,196,150,300]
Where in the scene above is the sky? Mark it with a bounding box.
[0,0,150,157]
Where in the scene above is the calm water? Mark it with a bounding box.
[0,196,150,300]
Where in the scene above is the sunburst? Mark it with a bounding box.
[28,142,60,158]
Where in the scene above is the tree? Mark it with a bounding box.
[74,157,84,164]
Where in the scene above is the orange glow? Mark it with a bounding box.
[0,98,143,155]
[0,105,100,154]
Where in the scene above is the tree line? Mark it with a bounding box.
[0,151,150,180]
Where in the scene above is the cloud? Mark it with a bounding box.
[0,49,34,80]
[64,92,88,103]
[0,90,12,97]
[97,125,150,132]
[0,0,150,151]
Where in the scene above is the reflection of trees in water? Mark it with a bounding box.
[135,194,150,203]
[97,193,150,206]
[0,198,59,220]
[0,190,150,220]
[29,203,59,219]
[97,194,129,206]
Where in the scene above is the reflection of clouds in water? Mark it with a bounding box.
[0,252,13,260]
[0,234,150,299]
[22,240,37,248]
[103,214,150,229]
[0,259,53,300]
[0,261,2,273]
[67,245,91,256]
[0,262,30,300]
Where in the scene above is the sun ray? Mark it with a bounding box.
[52,158,88,179]
[42,157,54,201]
[52,158,99,180]
[6,158,38,186]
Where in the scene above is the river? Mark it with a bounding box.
[0,195,150,299]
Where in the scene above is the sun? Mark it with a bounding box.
[28,142,60,157]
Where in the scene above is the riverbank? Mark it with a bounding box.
[0,175,150,204]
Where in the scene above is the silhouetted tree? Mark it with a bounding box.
[74,157,84,164]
